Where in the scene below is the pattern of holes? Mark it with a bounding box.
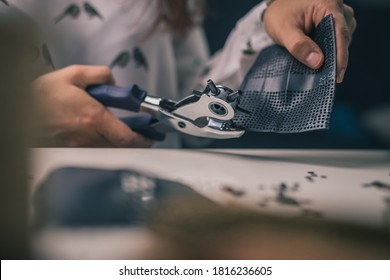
[234,15,336,133]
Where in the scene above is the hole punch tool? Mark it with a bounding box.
[87,80,248,141]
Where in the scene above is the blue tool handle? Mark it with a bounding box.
[86,84,147,112]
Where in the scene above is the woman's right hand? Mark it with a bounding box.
[33,65,153,147]
[263,0,356,83]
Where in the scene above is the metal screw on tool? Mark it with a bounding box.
[207,80,219,94]
[178,122,186,128]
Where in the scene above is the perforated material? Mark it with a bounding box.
[233,15,336,133]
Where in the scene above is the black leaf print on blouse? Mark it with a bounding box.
[110,51,131,68]
[54,4,80,24]
[1,0,9,6]
[83,2,103,20]
[133,47,148,71]
[42,44,55,70]
[242,39,256,56]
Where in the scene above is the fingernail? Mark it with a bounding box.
[338,68,345,83]
[305,51,321,68]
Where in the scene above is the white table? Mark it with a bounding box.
[29,149,390,258]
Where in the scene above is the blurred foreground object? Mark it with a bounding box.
[32,166,390,259]
[0,5,39,259]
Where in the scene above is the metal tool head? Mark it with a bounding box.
[144,80,249,139]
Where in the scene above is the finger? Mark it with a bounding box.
[345,17,356,46]
[343,4,357,37]
[53,129,114,147]
[70,134,113,148]
[65,65,115,88]
[350,17,357,35]
[333,13,351,83]
[343,4,354,23]
[98,110,154,148]
[279,27,324,69]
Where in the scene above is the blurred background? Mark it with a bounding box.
[204,0,390,149]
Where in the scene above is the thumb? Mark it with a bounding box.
[281,28,324,69]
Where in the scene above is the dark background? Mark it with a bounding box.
[203,0,390,149]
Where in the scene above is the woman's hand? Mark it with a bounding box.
[263,0,356,83]
[33,65,153,147]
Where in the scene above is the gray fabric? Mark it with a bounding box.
[234,15,336,133]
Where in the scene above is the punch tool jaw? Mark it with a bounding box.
[142,80,248,139]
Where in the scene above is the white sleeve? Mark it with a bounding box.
[203,1,274,90]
